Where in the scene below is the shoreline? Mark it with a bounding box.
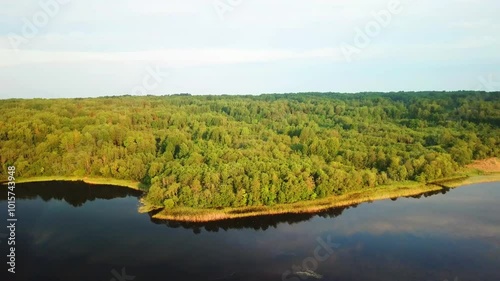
[150,173,500,222]
[2,176,144,191]
[4,172,499,223]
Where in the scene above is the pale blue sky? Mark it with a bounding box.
[0,0,499,98]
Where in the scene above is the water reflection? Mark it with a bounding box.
[403,186,450,199]
[1,181,499,281]
[148,205,352,234]
[0,181,143,206]
[1,181,453,233]
[147,187,452,234]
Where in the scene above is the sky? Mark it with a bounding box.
[0,0,499,99]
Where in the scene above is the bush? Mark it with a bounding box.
[163,199,175,209]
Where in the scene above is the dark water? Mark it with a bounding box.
[1,181,499,281]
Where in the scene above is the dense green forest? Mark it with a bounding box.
[1,92,499,209]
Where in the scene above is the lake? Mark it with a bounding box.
[1,181,499,281]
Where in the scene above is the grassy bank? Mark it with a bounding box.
[4,163,499,222]
[3,176,144,191]
[150,173,500,222]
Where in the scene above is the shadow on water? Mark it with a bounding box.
[1,181,451,233]
[0,181,143,207]
[148,204,355,234]
[397,186,451,200]
[148,187,452,234]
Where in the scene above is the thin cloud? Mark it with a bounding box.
[0,48,345,67]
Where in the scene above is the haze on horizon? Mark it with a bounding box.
[0,0,499,99]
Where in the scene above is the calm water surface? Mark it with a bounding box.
[1,181,499,281]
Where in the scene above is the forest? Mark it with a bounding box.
[1,91,499,209]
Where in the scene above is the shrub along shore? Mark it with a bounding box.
[5,169,499,222]
[145,172,500,222]
[9,176,144,190]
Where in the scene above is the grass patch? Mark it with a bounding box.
[5,169,499,223]
[151,174,500,222]
[5,176,144,191]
